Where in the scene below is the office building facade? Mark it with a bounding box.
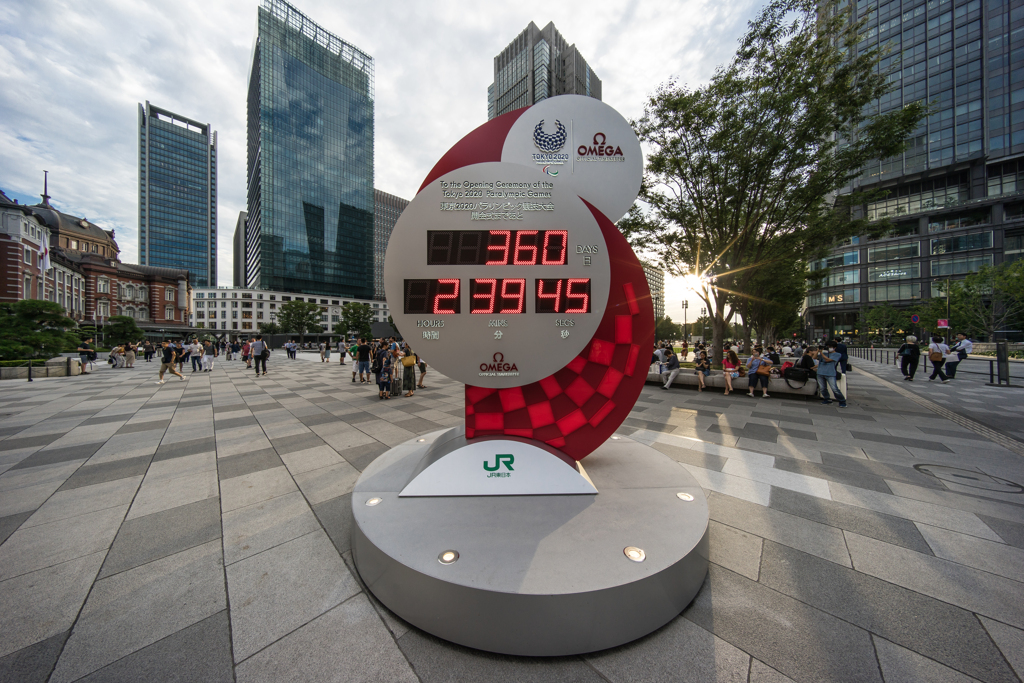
[488,21,602,119]
[190,286,389,334]
[245,0,375,299]
[138,101,217,287]
[642,262,665,320]
[233,211,247,287]
[804,0,1024,339]
[373,189,409,301]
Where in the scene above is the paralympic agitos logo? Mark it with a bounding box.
[532,120,569,165]
[479,352,519,375]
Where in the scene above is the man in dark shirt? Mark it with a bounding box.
[661,349,681,389]
[77,338,95,374]
[157,341,185,384]
[835,340,849,373]
[357,338,372,383]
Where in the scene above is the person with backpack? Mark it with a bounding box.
[242,339,252,369]
[927,335,951,383]
[945,332,972,379]
[251,336,268,376]
[897,335,921,381]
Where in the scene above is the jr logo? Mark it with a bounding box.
[483,454,515,472]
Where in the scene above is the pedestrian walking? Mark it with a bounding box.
[356,338,372,383]
[324,342,331,363]
[77,337,96,374]
[202,340,216,372]
[376,346,393,400]
[897,336,921,381]
[417,355,428,388]
[945,332,972,379]
[125,343,136,368]
[661,348,681,389]
[156,341,185,384]
[927,335,951,383]
[242,339,252,369]
[251,336,268,376]
[143,341,154,362]
[337,339,346,365]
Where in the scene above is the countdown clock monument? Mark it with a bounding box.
[352,95,709,655]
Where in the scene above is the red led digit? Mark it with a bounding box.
[513,230,539,265]
[537,278,562,312]
[564,278,590,313]
[433,279,460,314]
[486,231,510,265]
[471,279,496,314]
[542,230,567,265]
[500,279,525,314]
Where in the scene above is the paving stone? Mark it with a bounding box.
[143,451,216,484]
[0,511,32,546]
[220,465,298,512]
[126,469,219,520]
[845,531,1024,630]
[709,492,850,566]
[748,659,796,683]
[24,476,141,528]
[769,487,933,554]
[153,436,218,462]
[214,415,260,430]
[0,551,105,659]
[978,514,1024,550]
[0,505,126,581]
[293,460,361,505]
[8,442,103,470]
[707,519,762,580]
[335,442,388,471]
[850,431,952,452]
[222,491,320,565]
[771,458,892,494]
[74,610,233,683]
[817,452,945,490]
[49,540,226,683]
[226,529,360,662]
[750,411,815,426]
[397,627,605,683]
[297,412,340,427]
[278,444,345,475]
[684,565,881,683]
[235,594,417,683]
[719,459,832,499]
[312,493,353,556]
[979,617,1024,682]
[872,635,981,683]
[0,434,62,452]
[759,541,1015,683]
[0,630,69,683]
[586,613,750,683]
[217,448,283,481]
[916,523,1024,582]
[100,497,222,578]
[57,453,152,491]
[651,442,729,471]
[681,463,772,506]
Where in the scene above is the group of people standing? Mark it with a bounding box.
[349,337,426,400]
[896,333,973,382]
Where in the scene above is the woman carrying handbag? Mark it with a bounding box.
[745,350,772,398]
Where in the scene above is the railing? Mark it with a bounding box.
[847,347,1024,385]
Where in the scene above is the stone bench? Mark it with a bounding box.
[645,365,848,398]
[0,358,82,380]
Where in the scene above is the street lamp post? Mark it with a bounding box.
[682,300,688,342]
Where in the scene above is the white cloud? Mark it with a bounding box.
[0,0,758,295]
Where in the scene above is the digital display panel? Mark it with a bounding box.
[535,278,591,314]
[404,279,461,314]
[470,279,526,314]
[427,230,568,266]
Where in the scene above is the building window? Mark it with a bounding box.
[930,232,992,254]
[137,308,147,320]
[809,251,860,271]
[165,288,176,301]
[931,254,992,276]
[242,322,252,329]
[927,209,989,232]
[232,311,238,319]
[868,263,920,282]
[232,301,238,308]
[866,173,969,220]
[98,278,110,293]
[257,312,264,319]
[24,276,32,298]
[165,306,175,320]
[24,247,30,264]
[867,242,920,262]
[196,292,204,299]
[139,286,147,300]
[195,301,204,308]
[98,301,109,316]
[868,283,921,301]
[197,311,205,319]
[269,295,275,300]
[242,311,252,319]
[257,302,263,309]
[824,269,860,287]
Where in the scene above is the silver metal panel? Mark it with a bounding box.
[352,434,710,655]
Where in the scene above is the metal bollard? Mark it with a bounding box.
[27,361,32,383]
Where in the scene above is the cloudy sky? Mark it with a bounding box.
[0,0,760,324]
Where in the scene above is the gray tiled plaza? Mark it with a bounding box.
[1,351,1023,682]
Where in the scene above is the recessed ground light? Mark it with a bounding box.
[624,547,646,562]
[676,492,694,501]
[365,497,382,506]
[438,550,459,564]
[417,438,426,442]
[611,436,620,440]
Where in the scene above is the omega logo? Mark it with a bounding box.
[480,352,518,373]
[577,132,624,158]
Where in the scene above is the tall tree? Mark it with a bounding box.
[0,300,78,360]
[105,315,145,345]
[740,260,808,346]
[942,261,1024,340]
[622,0,926,365]
[257,321,281,336]
[865,303,912,345]
[276,301,322,345]
[655,316,683,341]
[335,302,374,341]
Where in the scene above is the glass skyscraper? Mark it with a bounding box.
[138,102,217,287]
[488,21,602,120]
[373,189,409,301]
[245,0,375,298]
[803,0,1024,339]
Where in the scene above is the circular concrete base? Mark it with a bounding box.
[351,431,710,656]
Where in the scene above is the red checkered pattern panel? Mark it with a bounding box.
[464,199,655,461]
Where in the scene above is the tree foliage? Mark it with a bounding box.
[865,303,912,345]
[941,260,1024,339]
[335,302,374,340]
[257,321,281,336]
[276,301,322,342]
[105,315,145,345]
[655,316,683,341]
[0,300,79,360]
[621,0,926,364]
